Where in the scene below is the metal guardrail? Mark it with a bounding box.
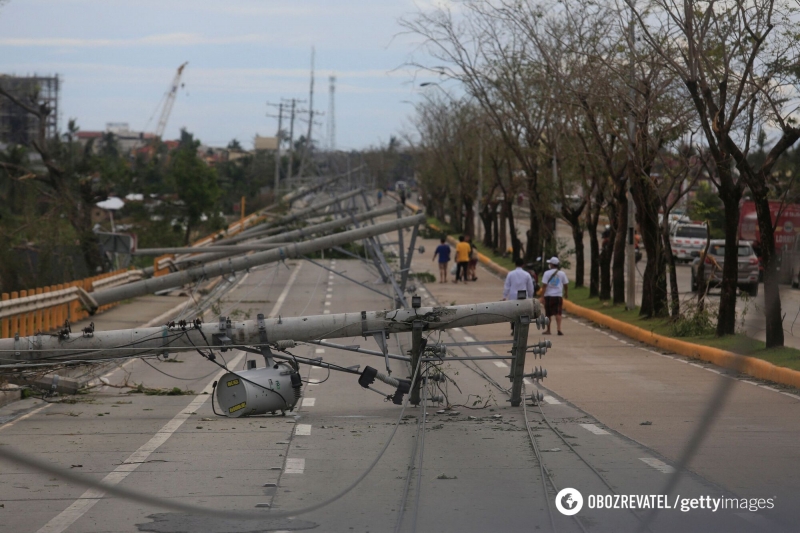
[0,269,134,339]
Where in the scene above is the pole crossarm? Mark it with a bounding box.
[0,299,541,364]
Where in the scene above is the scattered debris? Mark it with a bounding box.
[543,448,561,452]
[640,421,653,426]
[437,473,458,480]
[127,384,195,396]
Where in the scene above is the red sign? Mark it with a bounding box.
[739,201,800,247]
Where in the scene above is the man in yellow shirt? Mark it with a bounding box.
[454,235,471,283]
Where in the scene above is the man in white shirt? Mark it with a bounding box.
[502,258,534,300]
[541,256,569,335]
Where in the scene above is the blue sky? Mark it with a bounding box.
[0,0,443,149]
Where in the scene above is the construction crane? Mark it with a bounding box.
[154,61,188,139]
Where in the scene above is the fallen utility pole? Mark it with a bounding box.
[231,188,363,242]
[0,298,540,364]
[84,214,426,312]
[134,244,290,255]
[170,204,400,267]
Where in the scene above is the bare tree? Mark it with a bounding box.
[630,0,800,344]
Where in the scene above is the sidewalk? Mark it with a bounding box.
[406,232,800,506]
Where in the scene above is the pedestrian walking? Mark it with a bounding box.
[502,258,534,300]
[432,237,451,283]
[454,235,471,283]
[466,235,479,281]
[400,189,407,206]
[541,257,569,336]
[377,190,383,204]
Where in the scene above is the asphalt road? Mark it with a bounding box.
[0,205,797,533]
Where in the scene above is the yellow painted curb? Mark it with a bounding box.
[427,220,800,389]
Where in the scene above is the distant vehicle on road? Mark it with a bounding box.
[670,223,709,263]
[690,240,759,297]
[739,200,800,285]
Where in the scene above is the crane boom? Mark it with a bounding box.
[155,61,188,139]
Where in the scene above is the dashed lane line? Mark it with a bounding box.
[302,398,316,407]
[463,336,475,342]
[295,424,311,436]
[579,423,610,435]
[477,347,490,354]
[493,361,508,368]
[639,458,675,474]
[543,395,561,405]
[285,458,305,474]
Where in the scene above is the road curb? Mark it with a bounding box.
[424,215,800,389]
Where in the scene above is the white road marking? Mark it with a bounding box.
[315,348,325,354]
[705,368,722,375]
[268,263,303,318]
[477,347,489,353]
[325,294,332,299]
[781,392,800,401]
[741,381,759,386]
[302,398,316,407]
[0,403,51,431]
[285,458,305,474]
[759,385,780,392]
[493,361,508,368]
[453,328,463,332]
[463,336,475,342]
[609,335,620,341]
[35,352,245,533]
[543,395,561,405]
[326,288,332,292]
[324,301,331,306]
[295,424,311,436]
[579,423,610,435]
[523,378,533,386]
[689,363,704,369]
[640,458,675,474]
[323,310,330,314]
[307,379,322,384]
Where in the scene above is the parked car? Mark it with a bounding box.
[690,240,759,297]
[670,223,709,263]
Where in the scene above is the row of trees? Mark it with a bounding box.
[404,0,800,347]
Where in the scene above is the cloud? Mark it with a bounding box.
[0,33,280,48]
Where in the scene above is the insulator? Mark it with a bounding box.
[530,390,544,402]
[274,340,296,350]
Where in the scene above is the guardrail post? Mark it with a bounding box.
[10,291,19,336]
[35,288,43,332]
[19,290,28,337]
[24,289,34,336]
[1,293,9,338]
[56,284,65,327]
[43,287,51,332]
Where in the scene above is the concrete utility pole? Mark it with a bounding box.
[1,299,541,364]
[84,214,426,312]
[274,102,283,192]
[171,203,399,266]
[287,99,296,184]
[298,46,315,180]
